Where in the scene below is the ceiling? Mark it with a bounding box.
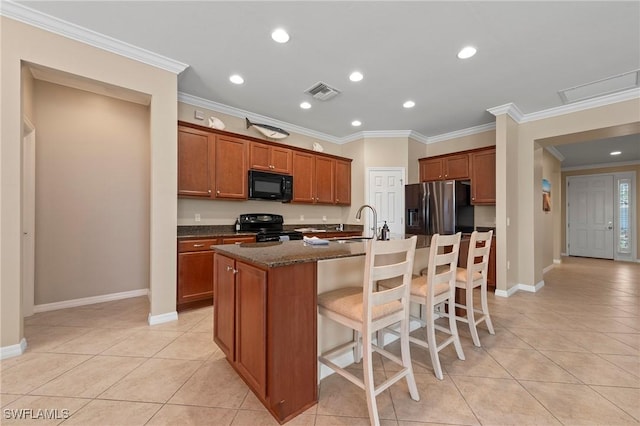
[10,1,640,167]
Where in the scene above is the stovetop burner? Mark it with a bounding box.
[239,213,303,242]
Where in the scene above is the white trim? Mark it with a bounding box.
[1,1,189,74]
[487,103,525,122]
[561,252,568,257]
[543,264,555,274]
[494,281,544,297]
[148,311,178,326]
[561,160,640,172]
[553,259,562,264]
[33,289,148,313]
[545,146,565,162]
[424,122,496,145]
[494,285,519,298]
[1,338,27,360]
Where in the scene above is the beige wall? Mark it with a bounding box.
[22,65,35,123]
[516,99,640,288]
[33,80,150,304]
[407,138,426,184]
[561,163,640,257]
[2,17,178,348]
[539,149,561,271]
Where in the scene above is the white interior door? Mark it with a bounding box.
[568,175,614,259]
[367,168,405,238]
[22,119,36,317]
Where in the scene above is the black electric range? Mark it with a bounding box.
[239,213,303,243]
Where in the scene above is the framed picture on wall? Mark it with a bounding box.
[542,179,551,212]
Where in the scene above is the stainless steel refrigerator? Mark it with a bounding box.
[405,181,474,235]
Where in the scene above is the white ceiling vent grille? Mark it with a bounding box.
[558,70,640,104]
[304,81,341,101]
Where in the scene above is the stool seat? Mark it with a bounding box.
[318,287,402,323]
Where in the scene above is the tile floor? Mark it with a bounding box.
[1,256,638,425]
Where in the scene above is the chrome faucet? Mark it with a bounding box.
[355,204,378,240]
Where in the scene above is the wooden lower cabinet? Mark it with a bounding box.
[213,254,318,423]
[177,238,218,311]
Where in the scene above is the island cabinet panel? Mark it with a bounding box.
[314,156,335,204]
[292,152,315,203]
[235,262,267,399]
[470,148,496,205]
[335,159,351,205]
[178,126,214,197]
[213,253,236,360]
[249,142,292,175]
[212,253,318,423]
[214,135,248,199]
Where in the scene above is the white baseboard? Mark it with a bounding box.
[495,284,519,298]
[33,289,149,313]
[543,264,555,274]
[148,311,178,326]
[561,252,567,257]
[0,338,27,360]
[553,258,562,264]
[495,281,544,297]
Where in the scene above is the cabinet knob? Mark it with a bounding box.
[208,189,211,194]
[226,265,238,274]
[216,190,220,195]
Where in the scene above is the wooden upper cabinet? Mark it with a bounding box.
[314,157,335,204]
[335,159,351,205]
[249,142,292,175]
[471,148,496,205]
[419,153,469,181]
[178,126,214,197]
[420,158,444,181]
[292,151,315,203]
[214,135,248,199]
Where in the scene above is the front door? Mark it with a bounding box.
[367,168,405,238]
[568,175,614,259]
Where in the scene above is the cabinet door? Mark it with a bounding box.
[444,154,470,180]
[335,159,351,205]
[487,237,496,290]
[270,146,292,175]
[292,152,315,203]
[315,157,335,204]
[420,158,444,181]
[235,261,267,399]
[221,236,255,245]
[248,142,272,172]
[177,251,214,304]
[471,148,496,205]
[214,135,248,199]
[213,254,236,360]
[178,127,213,197]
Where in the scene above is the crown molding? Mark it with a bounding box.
[178,92,342,144]
[561,159,640,172]
[522,87,640,123]
[545,146,565,162]
[424,122,496,145]
[487,103,525,122]
[1,0,189,74]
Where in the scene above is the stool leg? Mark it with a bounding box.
[354,330,362,363]
[467,285,481,347]
[362,330,380,426]
[481,281,495,335]
[400,315,419,401]
[448,294,465,361]
[426,302,443,380]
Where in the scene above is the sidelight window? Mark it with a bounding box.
[617,178,630,254]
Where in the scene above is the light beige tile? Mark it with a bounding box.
[317,370,395,420]
[102,330,182,357]
[557,330,638,355]
[189,315,214,333]
[438,344,511,379]
[509,327,589,352]
[540,350,640,387]
[521,380,638,425]
[452,376,560,425]
[315,416,398,425]
[62,399,161,425]
[98,358,201,403]
[391,372,478,425]
[1,393,22,408]
[486,347,580,383]
[153,331,218,360]
[0,353,90,394]
[147,309,209,332]
[458,326,533,350]
[599,353,640,378]
[47,328,135,355]
[169,358,249,408]
[1,395,90,425]
[231,409,315,426]
[591,385,640,421]
[607,332,640,350]
[23,326,93,353]
[146,404,237,426]
[31,355,145,398]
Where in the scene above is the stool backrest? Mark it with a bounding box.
[425,233,462,302]
[464,230,493,282]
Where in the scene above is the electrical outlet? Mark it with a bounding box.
[322,216,327,222]
[194,110,204,120]
[195,213,201,222]
[300,215,304,221]
[507,261,510,270]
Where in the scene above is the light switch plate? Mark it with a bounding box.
[194,110,205,120]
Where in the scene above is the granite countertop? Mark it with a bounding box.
[177,224,364,240]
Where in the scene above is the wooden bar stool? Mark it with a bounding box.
[317,236,419,426]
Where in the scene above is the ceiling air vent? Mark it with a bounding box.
[304,81,341,101]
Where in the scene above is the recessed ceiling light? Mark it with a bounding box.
[300,101,311,109]
[457,46,477,59]
[229,74,244,85]
[403,100,415,108]
[351,120,362,127]
[610,151,622,156]
[349,71,364,82]
[271,28,290,43]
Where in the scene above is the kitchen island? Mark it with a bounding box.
[211,238,431,424]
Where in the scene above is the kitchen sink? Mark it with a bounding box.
[329,236,372,243]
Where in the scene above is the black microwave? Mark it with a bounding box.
[248,170,293,202]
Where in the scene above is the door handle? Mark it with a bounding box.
[607,221,613,230]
